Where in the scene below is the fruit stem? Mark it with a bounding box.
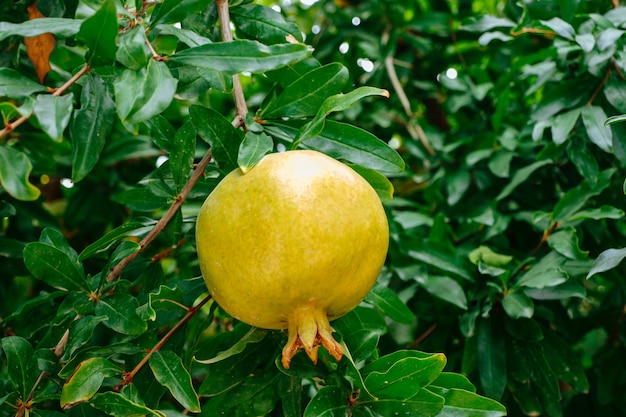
[281,305,343,369]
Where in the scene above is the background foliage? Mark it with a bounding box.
[1,0,626,416]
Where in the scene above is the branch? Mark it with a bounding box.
[0,64,91,140]
[107,0,248,283]
[381,29,434,156]
[216,0,248,120]
[113,294,212,391]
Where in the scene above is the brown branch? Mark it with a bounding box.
[216,0,248,120]
[0,64,91,140]
[587,65,614,106]
[381,29,434,156]
[113,294,212,392]
[407,323,437,349]
[107,0,248,283]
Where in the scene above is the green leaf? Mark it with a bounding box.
[76,0,118,66]
[303,386,348,417]
[0,146,41,201]
[169,121,197,191]
[348,164,394,202]
[551,107,580,145]
[60,357,121,408]
[149,0,208,28]
[540,17,575,39]
[90,391,163,416]
[428,386,507,417]
[362,350,446,400]
[469,245,513,267]
[70,73,116,183]
[333,307,387,363]
[0,68,47,97]
[1,337,39,400]
[149,351,201,412]
[238,132,274,174]
[294,87,389,147]
[115,60,178,124]
[303,121,405,174]
[566,205,624,222]
[587,247,626,279]
[63,316,108,361]
[136,285,185,321]
[460,15,516,31]
[195,327,269,365]
[516,252,568,289]
[604,114,626,126]
[260,63,349,118]
[362,386,445,417]
[113,187,170,212]
[169,41,312,74]
[95,293,148,335]
[0,18,82,41]
[477,318,506,400]
[553,168,615,222]
[502,290,534,319]
[496,159,552,200]
[189,105,244,172]
[79,222,147,260]
[417,275,468,310]
[547,228,588,260]
[33,94,74,142]
[604,72,626,113]
[231,3,303,44]
[365,282,415,324]
[582,105,613,152]
[566,135,599,186]
[431,372,477,392]
[407,239,474,282]
[116,26,148,70]
[23,242,88,291]
[541,331,589,393]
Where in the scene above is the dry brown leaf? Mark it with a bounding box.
[24,3,55,84]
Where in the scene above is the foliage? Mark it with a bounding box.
[0,0,625,416]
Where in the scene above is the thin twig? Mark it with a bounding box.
[381,29,434,156]
[106,149,214,283]
[216,0,248,119]
[113,294,212,392]
[407,323,437,349]
[0,64,91,140]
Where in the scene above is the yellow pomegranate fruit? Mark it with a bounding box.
[196,150,389,368]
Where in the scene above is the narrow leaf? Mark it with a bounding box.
[196,327,269,364]
[70,73,116,182]
[496,159,552,200]
[95,293,148,335]
[79,222,148,260]
[169,40,312,74]
[149,351,201,412]
[189,105,244,172]
[502,290,534,319]
[348,164,394,202]
[0,146,41,201]
[260,63,349,118]
[23,242,88,291]
[90,392,164,417]
[1,337,39,400]
[365,282,415,324]
[238,132,274,173]
[587,247,626,279]
[0,18,82,41]
[60,357,121,408]
[231,3,303,44]
[169,120,197,191]
[477,318,506,400]
[294,87,389,146]
[33,94,74,141]
[76,0,118,66]
[427,386,507,417]
[582,105,613,152]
